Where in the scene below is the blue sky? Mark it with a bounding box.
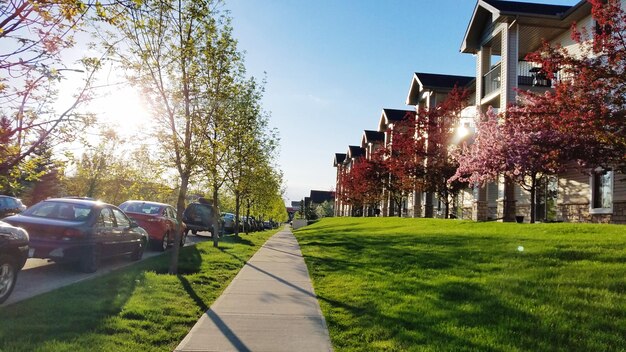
[226,0,577,204]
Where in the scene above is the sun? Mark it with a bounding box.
[90,82,153,138]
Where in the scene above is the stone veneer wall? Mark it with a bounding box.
[605,201,626,224]
[557,203,589,223]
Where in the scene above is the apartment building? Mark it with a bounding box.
[462,0,626,223]
[333,0,626,224]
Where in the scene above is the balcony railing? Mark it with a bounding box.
[482,61,552,98]
[518,61,551,87]
[483,63,501,97]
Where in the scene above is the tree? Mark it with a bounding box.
[224,77,276,236]
[520,0,626,172]
[453,107,569,223]
[0,1,116,192]
[422,86,470,218]
[455,0,626,223]
[315,201,334,219]
[383,112,425,217]
[338,154,386,216]
[115,0,228,272]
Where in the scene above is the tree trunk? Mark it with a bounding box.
[245,199,251,235]
[212,186,220,248]
[529,174,537,224]
[169,173,189,274]
[234,191,241,237]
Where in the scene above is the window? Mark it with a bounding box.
[98,208,115,228]
[166,207,176,219]
[112,208,130,227]
[591,169,613,213]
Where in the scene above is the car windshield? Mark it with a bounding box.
[22,201,93,221]
[120,202,163,215]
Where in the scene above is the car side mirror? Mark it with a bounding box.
[130,220,139,228]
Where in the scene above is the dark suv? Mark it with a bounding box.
[0,196,27,219]
[182,199,222,237]
[0,221,29,304]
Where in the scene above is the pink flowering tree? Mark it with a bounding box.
[453,107,569,223]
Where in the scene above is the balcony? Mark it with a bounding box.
[482,61,552,98]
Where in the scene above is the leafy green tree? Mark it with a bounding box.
[0,1,117,193]
[115,0,245,272]
[315,201,334,219]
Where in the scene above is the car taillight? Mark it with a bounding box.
[63,228,82,238]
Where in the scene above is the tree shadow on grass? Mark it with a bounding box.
[0,268,145,350]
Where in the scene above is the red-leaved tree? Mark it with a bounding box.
[383,111,425,217]
[338,155,385,216]
[422,86,470,218]
[521,0,626,172]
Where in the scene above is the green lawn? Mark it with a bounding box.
[0,230,277,352]
[294,217,626,352]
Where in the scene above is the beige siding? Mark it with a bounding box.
[614,173,626,202]
[558,169,590,205]
[516,183,530,205]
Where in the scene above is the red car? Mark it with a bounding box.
[119,201,186,251]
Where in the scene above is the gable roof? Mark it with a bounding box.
[378,108,416,132]
[347,145,365,159]
[406,72,475,105]
[461,0,587,54]
[484,0,571,16]
[309,190,334,204]
[333,153,347,167]
[362,130,385,144]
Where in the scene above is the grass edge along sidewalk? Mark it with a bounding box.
[294,217,626,352]
[0,229,278,352]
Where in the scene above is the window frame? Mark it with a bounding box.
[589,168,613,215]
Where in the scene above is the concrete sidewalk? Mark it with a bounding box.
[175,227,333,352]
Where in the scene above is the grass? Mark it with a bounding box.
[0,230,278,351]
[294,217,626,352]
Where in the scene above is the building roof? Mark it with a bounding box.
[461,0,588,54]
[483,0,571,17]
[378,108,416,132]
[347,145,365,159]
[309,190,335,204]
[406,72,475,105]
[415,72,474,90]
[333,153,347,167]
[363,130,385,143]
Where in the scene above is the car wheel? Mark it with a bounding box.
[79,246,100,273]
[0,255,17,304]
[130,239,145,261]
[180,231,187,247]
[160,232,169,252]
[191,230,198,235]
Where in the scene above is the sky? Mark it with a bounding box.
[224,0,577,205]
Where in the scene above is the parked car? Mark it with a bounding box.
[0,195,27,219]
[241,216,252,233]
[221,213,237,234]
[119,201,186,251]
[182,199,222,237]
[0,221,29,304]
[3,198,147,273]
